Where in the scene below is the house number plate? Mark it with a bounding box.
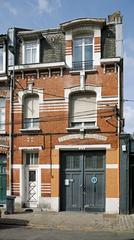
[91,176,97,184]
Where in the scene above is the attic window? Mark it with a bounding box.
[23,40,39,64]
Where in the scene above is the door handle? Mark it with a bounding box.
[80,184,83,187]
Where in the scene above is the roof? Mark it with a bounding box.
[60,18,106,30]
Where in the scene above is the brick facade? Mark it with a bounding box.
[0,12,124,213]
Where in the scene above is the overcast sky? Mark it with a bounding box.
[0,0,133,133]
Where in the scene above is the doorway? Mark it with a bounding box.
[60,151,105,212]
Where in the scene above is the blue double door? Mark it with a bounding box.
[60,151,105,212]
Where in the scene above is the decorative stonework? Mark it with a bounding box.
[58,134,107,142]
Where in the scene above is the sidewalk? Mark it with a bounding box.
[0,210,134,232]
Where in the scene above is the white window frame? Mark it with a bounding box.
[23,94,39,130]
[25,152,39,165]
[0,97,5,132]
[73,36,93,69]
[22,39,40,64]
[0,44,6,73]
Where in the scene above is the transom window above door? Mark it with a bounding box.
[25,152,39,165]
[72,36,93,71]
[23,40,39,64]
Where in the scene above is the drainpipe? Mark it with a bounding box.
[8,28,15,196]
[8,72,13,195]
[117,63,120,135]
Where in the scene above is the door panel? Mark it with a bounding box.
[60,151,105,212]
[95,173,105,209]
[25,169,38,207]
[61,172,81,210]
[71,172,81,210]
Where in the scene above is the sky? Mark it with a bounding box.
[0,0,133,133]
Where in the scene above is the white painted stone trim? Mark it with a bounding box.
[106,164,118,169]
[64,85,102,102]
[12,164,60,169]
[58,134,107,142]
[55,144,111,150]
[65,31,72,40]
[19,146,43,150]
[106,198,119,213]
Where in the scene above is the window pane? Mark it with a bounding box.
[29,171,36,181]
[65,156,71,169]
[74,39,82,46]
[25,41,38,64]
[72,155,80,169]
[73,46,82,62]
[0,47,3,71]
[85,45,93,61]
[85,37,92,45]
[26,153,30,165]
[32,48,37,63]
[34,153,39,164]
[0,98,5,130]
[96,152,104,168]
[85,153,94,169]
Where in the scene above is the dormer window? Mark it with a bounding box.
[23,40,39,64]
[72,36,93,71]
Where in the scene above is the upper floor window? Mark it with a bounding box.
[0,98,5,131]
[72,36,93,70]
[23,40,39,64]
[0,45,5,73]
[23,94,39,129]
[69,91,96,129]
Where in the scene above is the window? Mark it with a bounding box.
[26,152,38,165]
[69,92,96,128]
[73,36,93,70]
[0,98,5,131]
[23,94,39,129]
[0,45,5,72]
[24,40,39,64]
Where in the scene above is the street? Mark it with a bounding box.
[0,225,134,240]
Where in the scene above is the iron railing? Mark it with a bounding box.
[72,60,93,71]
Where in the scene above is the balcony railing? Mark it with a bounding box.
[72,60,93,71]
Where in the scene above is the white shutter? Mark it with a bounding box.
[70,92,96,123]
[24,95,39,119]
[0,98,5,130]
[33,97,39,118]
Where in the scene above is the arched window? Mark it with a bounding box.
[23,94,39,129]
[69,91,96,128]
